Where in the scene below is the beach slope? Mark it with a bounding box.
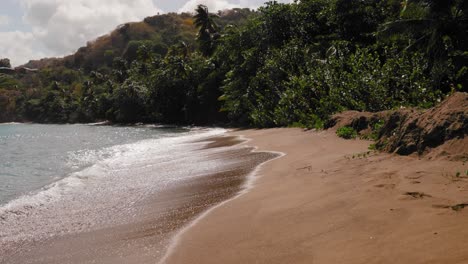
[164,128,468,264]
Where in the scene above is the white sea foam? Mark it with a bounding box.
[158,135,285,264]
[85,121,110,126]
[0,128,230,244]
[0,122,23,125]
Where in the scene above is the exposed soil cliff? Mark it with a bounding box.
[329,92,467,160]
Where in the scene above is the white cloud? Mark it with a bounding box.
[0,31,46,66]
[178,0,239,13]
[2,0,296,66]
[21,0,163,56]
[1,0,163,66]
[0,15,10,26]
[238,0,263,10]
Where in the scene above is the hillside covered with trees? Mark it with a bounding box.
[0,0,466,126]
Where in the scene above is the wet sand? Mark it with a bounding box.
[3,136,278,264]
[164,128,468,264]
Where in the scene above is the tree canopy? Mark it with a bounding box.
[1,0,465,125]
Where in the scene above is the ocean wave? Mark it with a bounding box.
[0,122,24,125]
[0,127,227,244]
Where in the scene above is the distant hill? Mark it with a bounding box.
[22,9,255,72]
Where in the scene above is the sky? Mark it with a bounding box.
[0,0,292,66]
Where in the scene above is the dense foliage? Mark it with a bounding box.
[0,0,466,126]
[336,126,358,139]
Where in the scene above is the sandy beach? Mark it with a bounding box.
[3,127,467,264]
[163,128,468,264]
[1,0,466,262]
[2,135,277,264]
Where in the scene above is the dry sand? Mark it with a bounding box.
[163,128,468,264]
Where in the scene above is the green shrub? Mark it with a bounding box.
[368,119,385,140]
[336,126,358,139]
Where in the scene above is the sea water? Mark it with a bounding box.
[0,123,227,245]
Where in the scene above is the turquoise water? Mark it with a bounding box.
[0,123,186,205]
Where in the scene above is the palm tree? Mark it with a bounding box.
[381,0,467,60]
[380,0,467,88]
[167,41,190,59]
[194,5,219,56]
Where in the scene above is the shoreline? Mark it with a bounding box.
[160,134,285,264]
[1,131,278,264]
[163,128,468,264]
[3,127,466,263]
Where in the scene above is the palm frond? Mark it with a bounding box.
[379,19,433,38]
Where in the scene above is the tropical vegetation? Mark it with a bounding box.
[0,0,466,126]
